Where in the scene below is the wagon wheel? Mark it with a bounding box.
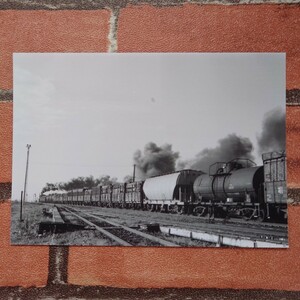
[193,206,207,217]
[256,208,266,222]
[241,208,256,221]
[171,204,179,214]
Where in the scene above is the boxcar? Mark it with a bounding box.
[262,151,287,219]
[125,181,144,209]
[100,185,112,207]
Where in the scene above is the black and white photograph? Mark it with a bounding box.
[11,53,287,248]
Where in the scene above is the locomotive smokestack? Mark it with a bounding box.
[133,142,179,180]
[257,107,286,154]
[132,164,136,182]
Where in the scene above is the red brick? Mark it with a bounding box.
[287,106,300,188]
[69,205,300,290]
[0,103,12,182]
[0,201,49,287]
[118,4,300,89]
[0,9,110,287]
[68,5,300,291]
[0,5,299,291]
[0,10,110,89]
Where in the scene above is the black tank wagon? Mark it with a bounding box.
[192,151,286,221]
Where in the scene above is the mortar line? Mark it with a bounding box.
[108,7,120,53]
[0,183,12,200]
[0,89,299,103]
[0,0,299,9]
[0,89,13,102]
[47,246,69,285]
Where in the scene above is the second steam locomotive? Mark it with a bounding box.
[40,151,287,222]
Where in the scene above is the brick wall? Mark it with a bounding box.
[0,0,300,290]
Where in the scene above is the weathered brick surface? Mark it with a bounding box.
[0,183,11,201]
[1,286,300,300]
[0,201,49,286]
[0,10,111,288]
[0,10,110,89]
[0,3,299,293]
[68,205,300,290]
[0,90,13,102]
[67,4,300,291]
[0,0,299,10]
[0,103,13,182]
[287,107,300,188]
[118,4,300,89]
[287,89,300,106]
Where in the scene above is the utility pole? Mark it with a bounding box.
[132,164,136,182]
[20,191,23,221]
[23,144,31,203]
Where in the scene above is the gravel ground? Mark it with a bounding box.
[1,286,300,300]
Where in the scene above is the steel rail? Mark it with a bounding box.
[63,207,131,246]
[63,206,179,247]
[83,208,287,238]
[62,205,287,247]
[83,211,179,247]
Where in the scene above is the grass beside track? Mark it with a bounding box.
[10,201,118,246]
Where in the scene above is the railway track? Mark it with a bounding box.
[59,206,179,247]
[60,204,287,228]
[71,206,287,238]
[58,205,288,247]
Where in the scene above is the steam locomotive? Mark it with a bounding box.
[40,151,287,222]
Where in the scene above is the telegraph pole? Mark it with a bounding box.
[23,144,31,203]
[20,191,23,221]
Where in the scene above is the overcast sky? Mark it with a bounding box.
[12,53,285,200]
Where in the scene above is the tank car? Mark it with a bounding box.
[193,160,264,219]
[193,152,287,221]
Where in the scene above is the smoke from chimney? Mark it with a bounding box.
[257,107,286,154]
[177,134,254,172]
[134,142,179,179]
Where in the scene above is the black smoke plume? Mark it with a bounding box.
[178,134,254,172]
[134,142,179,179]
[257,108,286,154]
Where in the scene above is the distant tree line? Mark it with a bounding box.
[40,174,133,196]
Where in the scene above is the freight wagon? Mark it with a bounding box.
[40,151,287,222]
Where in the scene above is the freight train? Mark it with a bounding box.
[40,151,287,222]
